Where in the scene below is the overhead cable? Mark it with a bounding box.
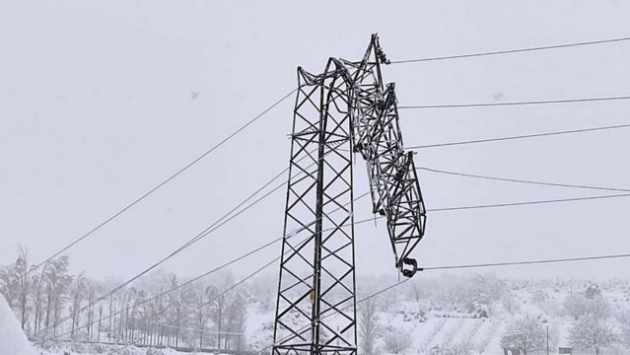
[428,193,630,212]
[26,88,297,278]
[398,96,630,109]
[38,157,295,337]
[257,250,630,352]
[341,192,630,231]
[112,255,283,353]
[417,166,630,193]
[43,150,368,338]
[423,253,630,271]
[390,36,630,64]
[406,123,630,149]
[49,191,372,342]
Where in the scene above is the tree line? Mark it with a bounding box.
[0,247,249,351]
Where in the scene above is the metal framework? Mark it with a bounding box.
[272,34,426,355]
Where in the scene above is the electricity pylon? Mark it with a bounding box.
[272,34,427,355]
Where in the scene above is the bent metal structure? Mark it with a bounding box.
[272,34,427,355]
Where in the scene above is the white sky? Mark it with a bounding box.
[0,1,629,283]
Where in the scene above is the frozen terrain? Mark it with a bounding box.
[1,294,37,355]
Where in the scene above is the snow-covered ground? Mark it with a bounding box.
[1,294,37,355]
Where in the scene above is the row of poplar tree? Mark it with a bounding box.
[0,247,249,351]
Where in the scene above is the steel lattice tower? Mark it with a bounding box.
[272,34,426,355]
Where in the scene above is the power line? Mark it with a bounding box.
[256,278,410,353]
[428,193,630,212]
[417,166,630,193]
[26,88,297,278]
[53,188,626,349]
[112,255,284,353]
[111,236,314,353]
[406,123,630,149]
[80,165,627,341]
[39,147,336,336]
[49,191,372,342]
[398,96,630,109]
[38,159,296,338]
[46,234,284,342]
[390,35,630,64]
[422,253,630,270]
[38,139,630,341]
[26,33,630,280]
[263,252,630,351]
[47,145,349,338]
[257,250,630,353]
[340,192,630,231]
[50,189,625,341]
[257,249,630,353]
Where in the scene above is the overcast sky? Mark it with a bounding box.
[1,1,629,283]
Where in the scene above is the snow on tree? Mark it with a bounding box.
[500,315,546,354]
[441,341,473,355]
[618,306,630,348]
[621,326,630,349]
[564,292,610,320]
[585,284,602,299]
[383,327,413,354]
[502,291,520,316]
[569,314,617,355]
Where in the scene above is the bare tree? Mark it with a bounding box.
[43,256,71,338]
[358,295,381,355]
[85,281,96,341]
[442,341,473,355]
[165,278,183,347]
[69,273,88,339]
[564,293,610,320]
[569,314,617,355]
[15,246,31,332]
[621,326,630,349]
[0,265,16,308]
[501,315,545,355]
[383,327,412,354]
[31,270,46,336]
[210,273,234,350]
[223,292,247,350]
[190,284,215,349]
[502,291,520,316]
